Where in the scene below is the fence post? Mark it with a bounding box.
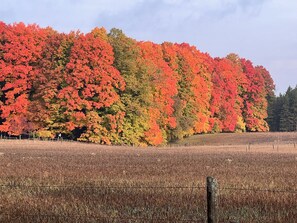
[207,176,218,223]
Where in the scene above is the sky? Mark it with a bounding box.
[1,0,296,95]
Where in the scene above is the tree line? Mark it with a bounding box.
[267,86,297,132]
[0,22,275,145]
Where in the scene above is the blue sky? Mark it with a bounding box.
[1,0,296,94]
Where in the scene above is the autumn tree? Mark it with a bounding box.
[138,41,178,145]
[0,22,6,133]
[58,28,125,143]
[108,28,152,146]
[28,29,76,138]
[210,58,240,132]
[0,22,45,135]
[165,43,213,139]
[0,21,276,144]
[240,59,271,131]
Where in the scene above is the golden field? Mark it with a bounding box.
[0,132,297,222]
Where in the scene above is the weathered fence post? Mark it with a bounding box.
[207,177,218,223]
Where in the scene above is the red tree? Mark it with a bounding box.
[175,43,213,135]
[29,29,76,138]
[138,41,178,145]
[0,21,275,144]
[58,28,125,143]
[210,58,242,132]
[240,59,269,131]
[0,23,45,135]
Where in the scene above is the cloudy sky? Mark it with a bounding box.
[1,0,296,94]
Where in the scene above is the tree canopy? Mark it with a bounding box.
[267,86,297,132]
[0,22,276,145]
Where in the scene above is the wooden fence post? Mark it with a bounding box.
[207,177,218,223]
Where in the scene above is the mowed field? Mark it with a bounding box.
[0,132,297,223]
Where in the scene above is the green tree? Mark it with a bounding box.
[108,28,152,146]
[287,86,297,131]
[279,93,290,131]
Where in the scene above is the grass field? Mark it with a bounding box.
[170,131,297,146]
[0,132,297,222]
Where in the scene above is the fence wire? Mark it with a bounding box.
[1,183,296,193]
[0,213,204,223]
[0,183,206,223]
[0,184,205,190]
[1,182,297,222]
[220,186,297,194]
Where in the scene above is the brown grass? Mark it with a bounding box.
[172,131,297,146]
[0,132,297,222]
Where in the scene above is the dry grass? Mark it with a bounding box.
[0,133,297,222]
[172,131,297,146]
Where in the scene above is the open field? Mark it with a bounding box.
[0,132,297,222]
[171,132,297,146]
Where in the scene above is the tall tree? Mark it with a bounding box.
[225,53,247,132]
[28,29,76,138]
[175,43,213,136]
[240,59,270,131]
[58,28,125,143]
[279,91,291,131]
[268,86,297,132]
[108,28,152,146]
[210,58,241,132]
[0,21,277,144]
[138,41,178,145]
[0,23,45,135]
